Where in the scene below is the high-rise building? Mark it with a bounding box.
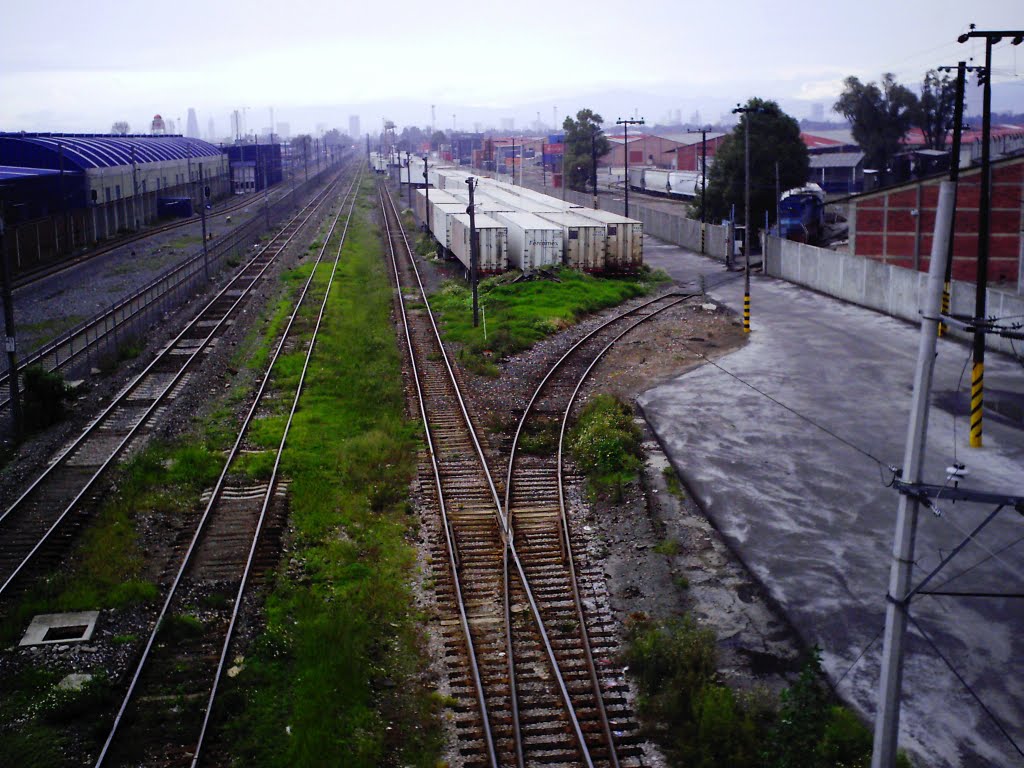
[810,103,825,121]
[277,122,291,139]
[207,117,216,141]
[349,114,360,138]
[500,117,514,131]
[231,110,242,140]
[186,108,200,138]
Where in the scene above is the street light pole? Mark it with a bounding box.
[0,210,22,437]
[732,104,766,333]
[422,154,430,230]
[466,177,479,327]
[616,116,644,217]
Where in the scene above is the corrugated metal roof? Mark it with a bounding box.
[0,133,223,171]
[802,129,857,147]
[0,165,67,180]
[652,131,727,145]
[809,152,865,168]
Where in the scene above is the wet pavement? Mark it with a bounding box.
[637,236,1024,767]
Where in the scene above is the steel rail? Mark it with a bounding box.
[0,172,346,598]
[0,161,352,411]
[380,184,596,767]
[377,185,501,768]
[11,180,298,291]
[94,168,362,767]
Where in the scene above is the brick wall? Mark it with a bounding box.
[849,156,1024,290]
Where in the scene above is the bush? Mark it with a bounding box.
[22,366,70,430]
[568,394,643,499]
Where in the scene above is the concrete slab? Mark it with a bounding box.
[638,237,1023,768]
[19,611,99,646]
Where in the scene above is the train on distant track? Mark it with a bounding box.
[777,184,826,244]
[627,168,705,200]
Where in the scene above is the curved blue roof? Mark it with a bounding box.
[0,134,224,172]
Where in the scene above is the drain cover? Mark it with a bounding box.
[20,611,99,646]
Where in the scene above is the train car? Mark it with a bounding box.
[450,213,508,274]
[627,166,646,192]
[493,211,564,272]
[535,210,606,272]
[572,208,643,272]
[778,184,825,244]
[667,170,703,199]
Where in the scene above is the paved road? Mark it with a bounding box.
[637,236,1024,767]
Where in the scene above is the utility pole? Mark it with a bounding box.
[616,116,645,217]
[871,180,956,768]
[422,154,429,229]
[687,127,710,254]
[591,132,599,209]
[937,61,975,338]
[511,136,516,185]
[541,142,547,188]
[732,104,764,333]
[466,177,479,327]
[198,162,210,281]
[406,151,412,211]
[957,27,1023,447]
[0,208,22,437]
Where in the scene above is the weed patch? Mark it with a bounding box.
[568,394,643,500]
[625,614,912,768]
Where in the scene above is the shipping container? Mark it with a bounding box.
[450,213,507,274]
[431,202,469,250]
[535,211,606,272]
[572,208,643,272]
[548,134,565,144]
[493,211,564,272]
[415,187,460,225]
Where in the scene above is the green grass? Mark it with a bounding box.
[217,176,442,767]
[653,538,681,556]
[568,393,644,500]
[0,443,222,645]
[169,234,203,249]
[428,267,666,371]
[662,465,686,498]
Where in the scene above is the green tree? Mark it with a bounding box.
[562,109,610,192]
[834,73,918,175]
[915,69,957,150]
[110,121,130,135]
[700,98,808,227]
[430,130,447,150]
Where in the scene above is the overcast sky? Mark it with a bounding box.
[2,0,1023,137]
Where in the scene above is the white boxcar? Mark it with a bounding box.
[644,169,672,195]
[475,187,566,215]
[414,188,460,224]
[668,170,702,198]
[627,166,646,191]
[535,211,606,272]
[450,213,508,274]
[493,211,564,272]
[573,208,643,272]
[490,183,582,211]
[431,202,469,250]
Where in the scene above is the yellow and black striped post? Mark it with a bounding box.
[743,292,751,333]
[938,282,950,337]
[970,362,983,447]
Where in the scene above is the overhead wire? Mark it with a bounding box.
[907,614,1024,759]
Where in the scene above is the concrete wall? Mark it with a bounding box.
[764,236,1023,355]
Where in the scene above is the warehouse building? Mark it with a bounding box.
[225,143,282,194]
[0,133,230,272]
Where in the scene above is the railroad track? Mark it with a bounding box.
[12,176,299,291]
[0,167,350,603]
[91,165,364,768]
[380,182,693,767]
[0,159,350,419]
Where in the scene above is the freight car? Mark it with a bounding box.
[627,168,704,200]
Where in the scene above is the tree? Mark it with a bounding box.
[915,69,957,150]
[562,108,610,192]
[699,98,808,227]
[834,73,918,175]
[111,121,130,135]
[430,130,447,150]
[322,128,352,147]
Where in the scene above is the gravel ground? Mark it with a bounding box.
[3,187,297,358]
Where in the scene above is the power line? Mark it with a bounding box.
[907,613,1024,759]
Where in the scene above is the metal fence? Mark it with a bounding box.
[1,161,345,393]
